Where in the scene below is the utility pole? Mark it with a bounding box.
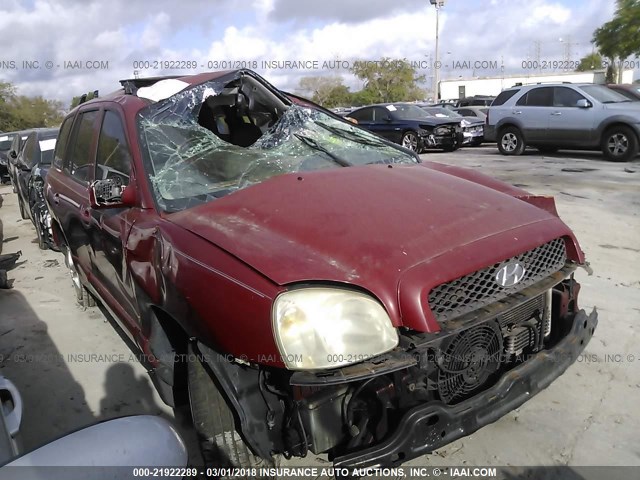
[430,0,445,100]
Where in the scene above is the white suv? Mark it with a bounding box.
[485,83,640,162]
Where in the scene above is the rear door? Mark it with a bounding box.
[49,109,101,279]
[514,87,553,143]
[89,109,140,330]
[371,106,401,142]
[548,87,596,146]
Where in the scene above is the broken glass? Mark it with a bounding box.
[137,71,418,212]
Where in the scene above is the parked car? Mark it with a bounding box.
[347,103,463,152]
[0,135,15,184]
[486,83,640,161]
[421,106,485,146]
[0,376,22,465]
[455,106,489,122]
[606,83,640,101]
[4,131,30,193]
[14,128,58,249]
[46,69,597,472]
[456,95,495,107]
[1,415,186,478]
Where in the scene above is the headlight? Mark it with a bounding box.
[272,287,399,370]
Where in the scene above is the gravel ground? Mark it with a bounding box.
[0,146,638,477]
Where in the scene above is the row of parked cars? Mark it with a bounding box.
[333,83,640,162]
[0,68,599,475]
[0,128,58,249]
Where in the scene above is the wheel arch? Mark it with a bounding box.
[598,120,640,144]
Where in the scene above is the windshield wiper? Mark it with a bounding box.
[294,133,350,167]
[314,121,388,147]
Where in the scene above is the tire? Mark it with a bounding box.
[401,131,420,153]
[443,142,460,152]
[18,197,29,220]
[32,207,48,250]
[497,127,526,156]
[187,345,276,479]
[601,126,639,162]
[537,146,558,154]
[65,247,96,308]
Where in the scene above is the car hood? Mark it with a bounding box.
[168,164,576,325]
[415,117,460,127]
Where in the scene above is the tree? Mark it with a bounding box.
[576,52,604,71]
[298,76,352,108]
[350,58,426,104]
[0,82,64,132]
[593,0,640,82]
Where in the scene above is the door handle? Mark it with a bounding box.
[53,193,60,205]
[512,110,522,115]
[551,111,562,116]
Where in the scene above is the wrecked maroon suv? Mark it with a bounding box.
[45,69,597,472]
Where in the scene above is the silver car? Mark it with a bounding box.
[485,83,640,162]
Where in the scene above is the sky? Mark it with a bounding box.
[0,0,623,107]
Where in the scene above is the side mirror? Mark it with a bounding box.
[383,116,392,122]
[89,179,136,209]
[576,99,592,108]
[9,151,17,160]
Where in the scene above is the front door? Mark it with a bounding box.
[89,109,140,332]
[547,87,596,146]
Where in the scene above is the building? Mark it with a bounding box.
[440,69,636,100]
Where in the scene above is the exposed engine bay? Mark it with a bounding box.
[195,275,588,463]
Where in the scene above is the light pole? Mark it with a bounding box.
[430,0,445,100]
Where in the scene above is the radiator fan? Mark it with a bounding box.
[437,322,503,404]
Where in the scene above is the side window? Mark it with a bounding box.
[373,107,391,122]
[67,110,99,184]
[524,87,553,107]
[349,108,374,122]
[554,87,585,107]
[96,111,132,186]
[22,136,38,168]
[493,89,520,106]
[53,117,75,169]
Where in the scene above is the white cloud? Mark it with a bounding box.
[0,0,621,106]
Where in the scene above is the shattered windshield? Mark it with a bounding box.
[138,73,418,212]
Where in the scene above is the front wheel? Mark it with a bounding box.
[601,126,639,162]
[401,131,420,153]
[497,127,526,155]
[187,346,276,479]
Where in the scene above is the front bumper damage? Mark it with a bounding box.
[333,307,598,469]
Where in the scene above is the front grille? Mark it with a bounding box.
[428,238,566,322]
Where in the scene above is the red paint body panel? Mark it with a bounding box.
[168,163,582,332]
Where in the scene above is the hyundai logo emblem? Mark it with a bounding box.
[495,261,526,287]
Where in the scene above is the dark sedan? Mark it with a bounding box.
[346,103,463,153]
[15,128,58,249]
